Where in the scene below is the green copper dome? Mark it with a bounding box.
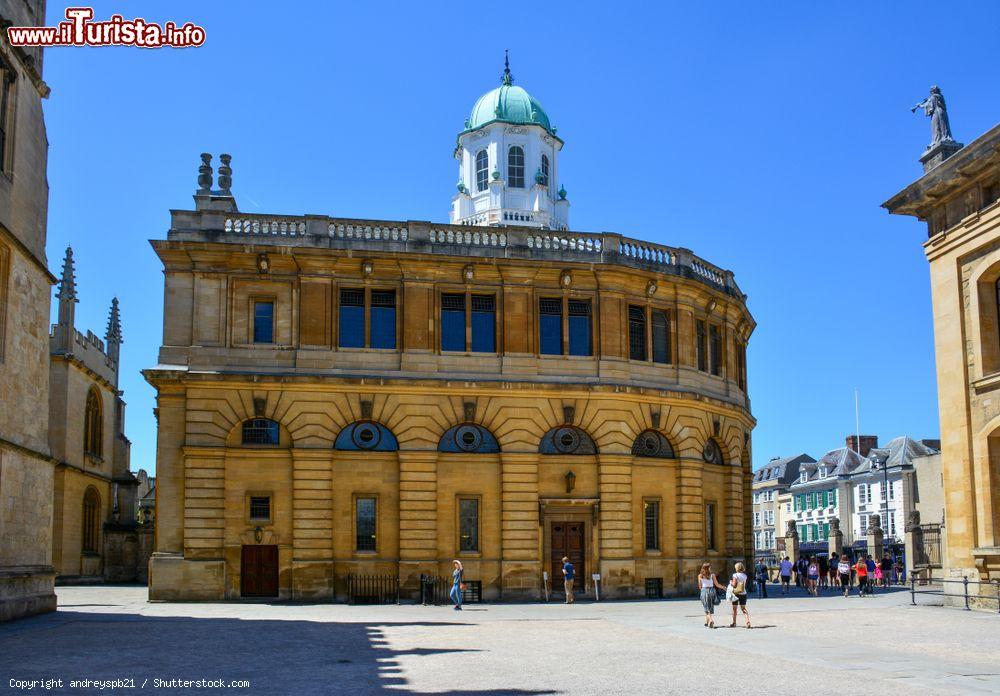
[463,54,556,136]
[467,84,553,133]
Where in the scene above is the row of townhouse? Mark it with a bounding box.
[752,435,943,556]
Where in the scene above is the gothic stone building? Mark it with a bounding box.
[0,0,56,621]
[885,120,1000,597]
[145,66,756,601]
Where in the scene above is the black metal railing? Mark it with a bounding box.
[645,578,664,599]
[347,573,399,605]
[419,574,450,605]
[461,580,482,604]
[909,576,1000,613]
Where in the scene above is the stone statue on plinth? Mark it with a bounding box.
[912,86,954,148]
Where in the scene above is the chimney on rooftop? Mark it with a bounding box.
[846,435,878,457]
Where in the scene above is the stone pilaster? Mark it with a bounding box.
[500,453,540,599]
[828,518,844,559]
[598,453,634,596]
[867,515,885,561]
[291,449,333,599]
[676,457,704,589]
[397,451,439,594]
[182,449,225,560]
[783,521,800,566]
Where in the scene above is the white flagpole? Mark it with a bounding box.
[854,388,861,454]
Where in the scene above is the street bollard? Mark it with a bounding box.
[963,576,970,611]
[910,575,916,606]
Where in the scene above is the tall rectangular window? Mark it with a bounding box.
[567,299,592,356]
[441,293,466,352]
[0,61,13,174]
[459,498,479,552]
[709,325,721,376]
[736,341,747,390]
[249,496,271,522]
[705,502,716,550]
[470,295,496,353]
[253,301,274,344]
[628,305,647,361]
[508,146,524,188]
[652,310,671,364]
[355,497,377,552]
[338,288,365,348]
[696,320,707,372]
[370,290,396,349]
[539,298,563,355]
[644,500,660,551]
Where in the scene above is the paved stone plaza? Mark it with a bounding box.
[0,586,997,694]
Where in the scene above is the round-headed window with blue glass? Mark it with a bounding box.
[439,423,500,453]
[335,421,398,451]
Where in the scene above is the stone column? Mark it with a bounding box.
[397,451,439,597]
[598,453,635,597]
[866,514,885,560]
[904,510,924,581]
[827,517,844,559]
[291,449,333,600]
[783,520,800,567]
[500,453,540,599]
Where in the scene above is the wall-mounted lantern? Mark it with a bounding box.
[565,470,576,494]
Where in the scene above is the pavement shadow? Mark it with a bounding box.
[0,611,557,695]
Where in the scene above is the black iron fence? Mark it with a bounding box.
[347,573,399,605]
[909,576,1000,613]
[419,574,482,605]
[645,577,664,599]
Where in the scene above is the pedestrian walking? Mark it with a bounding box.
[806,557,819,596]
[817,554,829,590]
[796,556,809,588]
[838,554,852,597]
[754,559,768,599]
[779,556,793,595]
[853,556,869,597]
[727,562,751,628]
[880,554,892,588]
[450,560,464,610]
[864,555,877,594]
[561,556,575,603]
[698,563,727,628]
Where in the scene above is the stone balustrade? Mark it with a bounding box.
[181,211,742,298]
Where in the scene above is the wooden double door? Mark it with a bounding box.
[241,544,278,597]
[550,521,585,595]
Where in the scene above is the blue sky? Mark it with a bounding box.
[41,2,1000,473]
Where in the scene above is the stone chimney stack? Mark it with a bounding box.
[846,434,879,457]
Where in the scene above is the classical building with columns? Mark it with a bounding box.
[885,116,1000,597]
[145,63,756,601]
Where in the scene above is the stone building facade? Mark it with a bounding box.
[49,248,147,582]
[0,0,56,621]
[751,454,813,553]
[145,68,755,602]
[885,120,1000,596]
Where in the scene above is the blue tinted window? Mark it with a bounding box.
[471,295,496,353]
[568,299,591,356]
[338,289,364,348]
[370,290,396,349]
[253,301,274,344]
[441,294,465,352]
[539,298,562,355]
[356,497,376,551]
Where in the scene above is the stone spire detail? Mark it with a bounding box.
[105,297,123,366]
[55,246,78,339]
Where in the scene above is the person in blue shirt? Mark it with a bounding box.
[864,555,877,594]
[449,559,464,610]
[561,556,575,604]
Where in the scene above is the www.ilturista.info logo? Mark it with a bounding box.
[6,7,206,48]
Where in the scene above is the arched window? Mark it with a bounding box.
[335,421,398,451]
[82,487,100,553]
[242,418,280,446]
[475,150,489,192]
[703,438,725,465]
[631,430,675,458]
[508,146,524,188]
[540,154,550,186]
[539,425,596,455]
[84,388,102,457]
[439,423,500,453]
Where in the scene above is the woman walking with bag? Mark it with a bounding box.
[449,559,464,610]
[728,562,752,629]
[697,563,727,629]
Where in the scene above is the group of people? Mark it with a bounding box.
[765,553,900,598]
[697,562,752,629]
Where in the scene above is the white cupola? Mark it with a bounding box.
[451,53,569,230]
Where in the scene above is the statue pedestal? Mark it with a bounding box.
[828,530,843,560]
[866,528,884,561]
[920,140,964,172]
